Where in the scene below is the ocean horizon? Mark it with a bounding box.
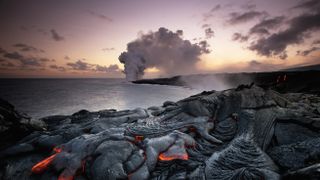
[0,78,197,119]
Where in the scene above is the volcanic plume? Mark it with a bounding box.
[119,27,210,81]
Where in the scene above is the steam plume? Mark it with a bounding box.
[119,27,210,81]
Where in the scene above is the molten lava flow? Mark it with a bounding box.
[58,174,74,180]
[54,147,62,153]
[189,127,196,132]
[31,154,57,174]
[158,152,189,161]
[31,147,62,174]
[134,135,144,142]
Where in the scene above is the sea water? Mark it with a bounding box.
[0,78,198,119]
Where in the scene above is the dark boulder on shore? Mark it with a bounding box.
[0,85,320,180]
[0,99,46,150]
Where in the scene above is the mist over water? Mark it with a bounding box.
[0,79,198,119]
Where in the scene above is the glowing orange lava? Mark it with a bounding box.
[134,135,144,142]
[158,153,189,161]
[31,147,62,174]
[58,174,74,180]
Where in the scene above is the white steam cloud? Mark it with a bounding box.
[119,27,210,81]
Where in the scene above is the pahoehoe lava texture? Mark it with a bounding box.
[1,85,320,179]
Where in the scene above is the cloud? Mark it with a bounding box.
[119,27,211,81]
[64,56,70,60]
[296,47,320,56]
[241,3,256,10]
[67,60,91,70]
[228,10,268,25]
[0,47,7,54]
[49,64,66,72]
[89,11,113,22]
[248,16,285,35]
[67,60,120,73]
[232,33,249,42]
[202,24,211,28]
[95,64,120,72]
[203,4,221,21]
[0,62,16,70]
[102,47,115,52]
[249,12,320,59]
[0,58,16,68]
[230,1,320,59]
[50,29,65,41]
[204,28,214,39]
[292,0,320,11]
[13,43,45,53]
[2,51,51,68]
[312,39,320,45]
[3,52,24,60]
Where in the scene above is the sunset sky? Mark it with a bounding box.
[0,0,319,78]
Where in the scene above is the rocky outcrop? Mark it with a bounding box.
[0,99,46,150]
[0,85,320,180]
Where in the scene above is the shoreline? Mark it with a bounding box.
[1,84,320,179]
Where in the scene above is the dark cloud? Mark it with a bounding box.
[3,51,51,68]
[102,48,115,52]
[67,60,91,71]
[203,4,221,21]
[3,52,24,60]
[0,62,15,68]
[228,10,268,25]
[119,27,211,81]
[176,30,183,36]
[312,39,320,45]
[249,12,320,59]
[278,51,288,60]
[249,16,285,35]
[49,65,66,72]
[292,0,320,12]
[67,60,120,73]
[50,29,65,41]
[20,26,29,32]
[198,41,211,53]
[241,3,256,10]
[229,0,320,60]
[89,11,113,22]
[202,24,210,29]
[95,64,120,72]
[64,56,70,60]
[232,33,249,42]
[0,47,7,54]
[13,43,45,53]
[297,47,320,56]
[211,4,221,12]
[39,58,55,62]
[204,28,214,39]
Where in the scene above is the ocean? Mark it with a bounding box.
[0,78,198,119]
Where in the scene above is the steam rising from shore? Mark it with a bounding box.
[119,27,210,81]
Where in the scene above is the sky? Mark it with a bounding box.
[0,0,319,78]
